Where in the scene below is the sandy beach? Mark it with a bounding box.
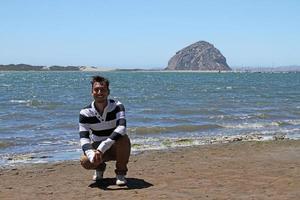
[1,140,299,200]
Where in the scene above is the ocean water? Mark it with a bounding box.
[0,71,300,166]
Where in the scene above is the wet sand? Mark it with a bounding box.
[1,140,299,200]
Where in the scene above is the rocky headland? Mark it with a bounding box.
[165,41,231,71]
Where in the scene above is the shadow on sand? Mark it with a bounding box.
[89,177,153,190]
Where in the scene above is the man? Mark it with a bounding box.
[79,76,131,186]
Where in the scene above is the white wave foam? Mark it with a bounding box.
[209,114,255,120]
[131,134,269,153]
[264,128,300,134]
[10,100,30,103]
[9,99,44,107]
[286,119,300,125]
[224,123,266,129]
[223,120,297,129]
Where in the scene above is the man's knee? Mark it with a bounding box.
[116,134,131,147]
[114,135,131,160]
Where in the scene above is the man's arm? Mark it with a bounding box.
[97,102,127,153]
[79,112,97,163]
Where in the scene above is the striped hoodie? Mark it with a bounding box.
[79,99,126,155]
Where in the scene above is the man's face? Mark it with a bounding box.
[92,82,109,103]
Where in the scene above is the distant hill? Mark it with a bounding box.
[0,64,111,71]
[232,65,300,72]
[165,41,231,71]
[0,64,45,71]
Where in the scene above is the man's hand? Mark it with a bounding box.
[92,150,103,165]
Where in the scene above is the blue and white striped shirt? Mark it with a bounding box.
[79,99,126,153]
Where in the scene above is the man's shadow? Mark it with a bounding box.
[89,177,153,190]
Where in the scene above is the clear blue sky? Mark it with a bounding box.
[1,0,299,68]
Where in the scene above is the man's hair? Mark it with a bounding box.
[90,76,110,91]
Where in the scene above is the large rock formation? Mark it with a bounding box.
[165,41,231,71]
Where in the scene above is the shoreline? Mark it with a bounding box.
[1,139,299,199]
[1,70,300,73]
[1,134,297,167]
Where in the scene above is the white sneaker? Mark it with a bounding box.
[92,170,104,181]
[116,175,127,186]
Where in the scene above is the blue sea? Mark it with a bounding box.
[0,71,300,166]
